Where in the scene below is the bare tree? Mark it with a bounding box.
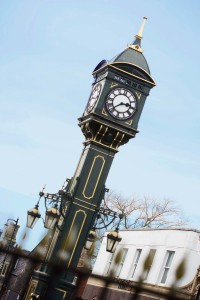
[100,191,187,230]
[85,192,187,267]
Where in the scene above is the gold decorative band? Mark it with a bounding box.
[82,155,105,199]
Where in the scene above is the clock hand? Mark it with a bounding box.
[124,103,130,107]
[114,102,123,108]
[114,102,130,108]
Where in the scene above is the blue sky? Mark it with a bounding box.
[0,0,200,250]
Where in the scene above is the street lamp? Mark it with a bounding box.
[27,204,41,229]
[106,230,122,253]
[84,229,97,251]
[44,205,60,230]
[106,213,123,253]
[27,186,61,230]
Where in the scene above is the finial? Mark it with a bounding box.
[129,17,147,53]
[38,184,46,199]
[136,16,147,39]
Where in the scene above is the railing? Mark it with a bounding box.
[0,245,199,300]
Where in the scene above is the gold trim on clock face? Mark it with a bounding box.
[87,83,102,113]
[105,88,137,120]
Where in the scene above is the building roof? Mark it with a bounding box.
[118,227,200,233]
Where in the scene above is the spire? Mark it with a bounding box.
[129,17,147,53]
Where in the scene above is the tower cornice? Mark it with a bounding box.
[92,63,156,86]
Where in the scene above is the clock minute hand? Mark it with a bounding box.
[114,102,123,108]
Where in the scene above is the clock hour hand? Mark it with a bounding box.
[114,102,130,108]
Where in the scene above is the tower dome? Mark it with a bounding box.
[93,17,155,86]
[109,17,150,74]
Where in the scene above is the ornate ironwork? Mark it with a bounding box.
[37,180,123,231]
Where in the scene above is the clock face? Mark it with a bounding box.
[106,88,137,120]
[87,83,102,112]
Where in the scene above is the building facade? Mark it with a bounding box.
[0,221,91,300]
[0,222,53,300]
[82,228,200,299]
[0,220,20,293]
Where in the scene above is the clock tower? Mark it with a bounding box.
[25,17,155,300]
[81,16,155,149]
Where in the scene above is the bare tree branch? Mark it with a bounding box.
[102,192,187,230]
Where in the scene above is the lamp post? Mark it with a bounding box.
[25,183,123,300]
[26,183,123,252]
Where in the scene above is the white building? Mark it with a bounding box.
[83,228,200,300]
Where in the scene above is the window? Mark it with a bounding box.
[131,249,142,278]
[116,248,128,277]
[160,251,175,284]
[104,252,114,275]
[0,263,8,276]
[13,258,19,270]
[144,249,156,280]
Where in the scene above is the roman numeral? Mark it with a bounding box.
[107,103,113,109]
[109,107,115,113]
